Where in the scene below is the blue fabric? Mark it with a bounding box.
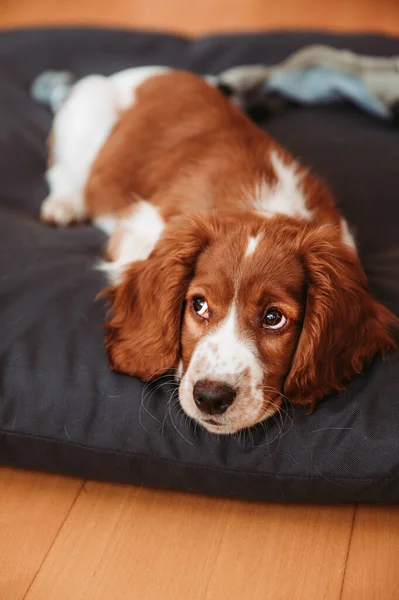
[266,67,391,119]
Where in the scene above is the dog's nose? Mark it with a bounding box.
[193,380,236,415]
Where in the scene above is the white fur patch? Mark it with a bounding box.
[179,303,275,434]
[98,201,165,283]
[175,360,184,382]
[40,191,86,226]
[50,75,122,196]
[94,214,118,235]
[109,66,169,110]
[245,234,262,257]
[43,67,168,227]
[254,151,312,221]
[341,218,357,250]
[200,304,252,378]
[41,162,87,224]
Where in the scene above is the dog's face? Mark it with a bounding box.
[178,225,305,433]
[105,212,397,434]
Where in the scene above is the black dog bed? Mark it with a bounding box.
[1,27,399,502]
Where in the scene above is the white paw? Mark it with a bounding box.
[40,193,86,226]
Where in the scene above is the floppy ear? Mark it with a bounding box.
[284,225,398,408]
[103,214,220,380]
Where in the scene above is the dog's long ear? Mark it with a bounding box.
[284,224,398,408]
[104,214,222,380]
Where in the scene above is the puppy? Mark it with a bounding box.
[39,67,397,434]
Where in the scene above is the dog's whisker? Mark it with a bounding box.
[140,375,179,429]
[167,392,195,446]
[161,389,180,437]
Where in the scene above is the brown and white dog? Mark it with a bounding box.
[39,66,397,434]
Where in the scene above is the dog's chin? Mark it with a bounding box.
[197,418,243,435]
[182,405,281,435]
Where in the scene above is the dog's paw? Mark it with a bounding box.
[40,193,86,226]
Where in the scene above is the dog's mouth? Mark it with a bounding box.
[203,418,222,426]
[200,417,237,435]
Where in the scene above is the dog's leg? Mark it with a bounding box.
[40,67,169,227]
[40,75,121,226]
[41,164,87,226]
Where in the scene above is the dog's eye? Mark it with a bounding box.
[192,296,209,319]
[263,307,287,330]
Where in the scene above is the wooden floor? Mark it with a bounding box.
[3,0,399,36]
[1,1,399,599]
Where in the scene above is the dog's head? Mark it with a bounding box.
[105,212,397,434]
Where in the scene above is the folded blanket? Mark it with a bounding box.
[216,45,399,122]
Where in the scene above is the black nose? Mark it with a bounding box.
[193,380,236,415]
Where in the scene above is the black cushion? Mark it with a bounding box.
[1,27,399,503]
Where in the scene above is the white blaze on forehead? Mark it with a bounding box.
[253,150,312,221]
[175,359,184,381]
[340,217,357,251]
[245,233,262,257]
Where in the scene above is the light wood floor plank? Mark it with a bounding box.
[341,505,399,600]
[24,482,355,600]
[0,467,83,600]
[2,0,399,36]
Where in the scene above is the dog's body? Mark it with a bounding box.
[40,67,397,434]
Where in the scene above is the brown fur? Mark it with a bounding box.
[285,224,397,407]
[85,71,340,226]
[80,70,397,417]
[105,211,397,409]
